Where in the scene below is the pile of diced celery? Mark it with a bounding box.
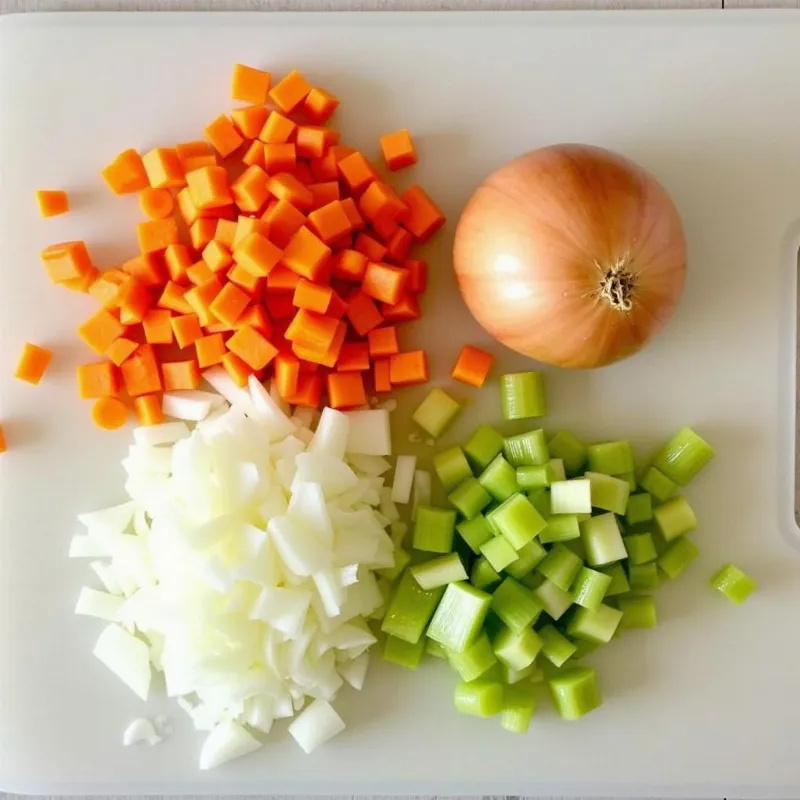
[380,371,717,733]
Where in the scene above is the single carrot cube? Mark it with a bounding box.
[121,343,162,397]
[259,111,297,144]
[282,226,331,281]
[205,114,244,158]
[361,262,410,306]
[139,187,175,220]
[270,70,312,114]
[338,151,378,194]
[201,240,232,274]
[176,140,216,173]
[337,342,370,372]
[275,353,300,399]
[195,333,227,368]
[382,292,421,323]
[373,358,392,393]
[451,345,494,388]
[263,143,296,174]
[380,129,418,171]
[359,181,407,225]
[214,219,238,249]
[122,252,167,287]
[293,278,333,314]
[159,281,193,315]
[142,147,185,189]
[36,190,69,217]
[242,140,265,168]
[295,126,328,159]
[171,313,203,349]
[266,265,301,293]
[331,249,368,282]
[232,165,270,213]
[386,227,414,262]
[78,309,126,355]
[231,105,269,140]
[400,185,446,242]
[233,232,283,278]
[186,260,215,287]
[354,233,387,262]
[101,149,149,194]
[307,200,351,245]
[263,199,306,248]
[162,359,201,391]
[404,259,428,293]
[186,166,233,210]
[327,371,366,409]
[92,397,129,431]
[292,320,346,369]
[389,350,429,386]
[105,337,138,366]
[227,264,262,295]
[286,372,322,408]
[40,240,93,283]
[190,218,218,252]
[142,309,174,345]
[137,218,179,254]
[116,276,153,323]
[77,361,120,398]
[367,325,400,358]
[14,343,53,385]
[346,291,384,337]
[231,64,271,105]
[222,351,254,387]
[340,198,365,232]
[285,308,339,352]
[133,394,164,426]
[302,87,339,124]
[209,281,250,327]
[267,173,313,211]
[227,325,278,370]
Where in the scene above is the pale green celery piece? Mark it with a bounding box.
[500,371,547,420]
[413,505,457,553]
[457,515,494,554]
[587,440,634,476]
[427,581,492,652]
[547,430,588,476]
[480,535,519,572]
[503,429,549,467]
[567,603,623,644]
[470,556,502,591]
[426,639,448,659]
[412,388,462,438]
[447,631,497,681]
[639,466,676,502]
[487,492,546,550]
[382,570,446,643]
[517,464,555,490]
[548,459,566,482]
[527,488,552,519]
[383,634,426,669]
[501,660,540,685]
[433,446,473,492]
[658,536,699,579]
[615,471,637,491]
[580,513,627,566]
[599,562,630,596]
[654,496,697,542]
[710,563,757,604]
[454,677,504,717]
[618,594,657,628]
[652,426,715,486]
[449,477,492,520]
[493,625,544,670]
[410,552,468,590]
[533,578,573,620]
[464,423,505,473]
[378,548,411,581]
[625,492,653,525]
[571,566,613,610]
[550,479,592,514]
[505,539,548,580]
[549,666,602,720]
[585,471,630,515]
[478,454,520,502]
[490,576,544,632]
[628,562,659,591]
[536,543,583,592]
[540,513,581,544]
[500,682,537,730]
[539,623,578,667]
[624,532,657,565]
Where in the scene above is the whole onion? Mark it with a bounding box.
[453,144,687,369]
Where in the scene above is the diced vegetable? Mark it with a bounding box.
[539,624,577,667]
[658,536,699,579]
[427,582,491,652]
[489,577,543,632]
[392,454,416,504]
[584,471,630,515]
[464,423,505,472]
[549,667,602,720]
[624,532,657,565]
[567,604,623,644]
[446,632,497,681]
[470,556,502,591]
[540,513,581,544]
[453,677,504,718]
[652,427,715,486]
[532,578,573,621]
[600,563,630,596]
[499,371,546,420]
[479,535,519,573]
[500,683,537,733]
[14,342,53,385]
[412,388,461,438]
[503,429,549,467]
[411,553,468,590]
[710,563,757,604]
[493,625,543,670]
[504,539,547,579]
[653,495,697,541]
[457,515,494,554]
[618,594,657,628]
[639,466,676,502]
[586,440,634,475]
[628,562,659,591]
[570,566,612,611]
[625,492,653,525]
[537,543,582,592]
[487,492,546,550]
[413,506,456,553]
[382,568,445,644]
[580,513,627,566]
[433,446,473,492]
[383,634,426,669]
[451,344,494,387]
[449,477,492,520]
[547,430,588,476]
[550,479,592,514]
[478,454,519,502]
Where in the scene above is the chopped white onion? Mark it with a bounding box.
[122,718,162,746]
[162,391,215,422]
[347,454,391,476]
[199,721,261,770]
[391,454,417,504]
[75,587,125,621]
[337,651,370,691]
[93,624,151,701]
[133,422,191,447]
[344,409,391,455]
[288,699,346,754]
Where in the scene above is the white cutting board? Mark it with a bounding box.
[0,9,799,797]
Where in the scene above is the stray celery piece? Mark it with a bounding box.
[426,638,448,659]
[505,539,547,579]
[550,479,592,514]
[411,552,468,590]
[585,471,630,515]
[517,464,555,490]
[383,634,426,669]
[464,424,505,472]
[537,543,583,592]
[447,631,497,681]
[652,426,715,486]
[618,594,657,628]
[654,496,697,542]
[433,446,473,492]
[548,430,588,476]
[549,666,602,720]
[479,535,518,572]
[548,458,566,482]
[490,577,544,632]
[624,532,657,565]
[457,515,494,554]
[600,563,630,596]
[639,466,676,502]
[503,429,549,467]
[454,677,504,718]
[470,556,502,591]
[571,566,612,611]
[539,623,577,667]
[580,513,627,566]
[528,488,552,519]
[487,492,546,550]
[413,506,457,553]
[501,660,540,685]
[412,387,462,438]
[427,581,492,653]
[710,563,757,604]
[616,471,637,491]
[587,440,634,476]
[500,683,537,733]
[378,547,411,581]
[500,371,546,420]
[625,492,653,525]
[628,562,659,591]
[382,570,446,643]
[540,514,581,544]
[658,536,699,579]
[567,603,623,644]
[533,578,573,620]
[478,454,519,502]
[493,625,543,670]
[449,477,492,520]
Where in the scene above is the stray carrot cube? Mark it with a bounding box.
[361,261,410,306]
[231,105,269,140]
[133,394,164,426]
[367,326,400,358]
[259,111,297,144]
[263,199,306,248]
[331,249,368,282]
[227,325,278,370]
[355,233,387,262]
[380,129,417,171]
[137,218,179,254]
[371,214,400,243]
[338,151,378,194]
[337,342,370,372]
[231,64,271,105]
[122,252,166,288]
[78,309,126,355]
[227,264,262,295]
[373,358,392,393]
[139,187,175,220]
[190,218,218,252]
[382,292,421,323]
[404,259,428,293]
[327,371,366,409]
[121,344,162,397]
[233,232,283,278]
[231,165,270,213]
[386,227,413,262]
[171,313,203,349]
[346,291,384,337]
[307,200,351,245]
[268,173,313,211]
[159,281,193,315]
[195,333,227,369]
[205,114,244,158]
[77,361,120,398]
[296,126,328,159]
[242,140,265,168]
[222,351,254,387]
[176,140,216,173]
[36,190,69,217]
[105,337,138,367]
[101,149,149,194]
[389,350,429,386]
[452,345,494,388]
[40,240,93,283]
[15,343,53,385]
[262,143,297,174]
[203,240,233,273]
[293,278,333,314]
[142,147,185,189]
[209,282,250,327]
[186,166,233,210]
[270,70,312,114]
[282,226,331,281]
[142,309,174,345]
[302,87,339,124]
[400,185,446,242]
[162,359,201,391]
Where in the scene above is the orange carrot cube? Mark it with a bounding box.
[209,282,250,327]
[36,190,69,217]
[133,394,164,426]
[307,200,351,245]
[227,325,278,371]
[302,87,339,125]
[40,240,93,283]
[389,350,429,386]
[233,232,283,278]
[231,165,270,213]
[269,70,312,114]
[282,226,331,281]
[400,185,446,242]
[15,342,54,385]
[121,344,162,397]
[159,282,193,315]
[101,149,149,194]
[162,359,201,391]
[367,326,400,358]
[78,309,126,355]
[137,218,179,254]
[105,337,138,367]
[231,64,271,105]
[327,371,366,409]
[142,147,185,189]
[451,345,494,388]
[231,105,269,140]
[205,114,244,158]
[77,361,120,398]
[142,309,174,345]
[338,151,378,194]
[171,313,203,349]
[380,129,417,171]
[186,166,233,210]
[195,333,227,368]
[258,111,297,144]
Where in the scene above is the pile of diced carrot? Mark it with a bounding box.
[35,64,446,429]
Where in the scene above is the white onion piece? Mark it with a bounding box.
[78,502,136,537]
[133,422,191,447]
[344,409,391,455]
[338,652,370,691]
[93,624,151,701]
[75,587,125,621]
[392,455,417,504]
[288,699,346,754]
[162,391,214,422]
[123,718,162,746]
[199,721,261,770]
[347,454,391,476]
[308,407,348,460]
[69,535,113,558]
[90,561,123,596]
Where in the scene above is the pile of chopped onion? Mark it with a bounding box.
[71,368,398,770]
